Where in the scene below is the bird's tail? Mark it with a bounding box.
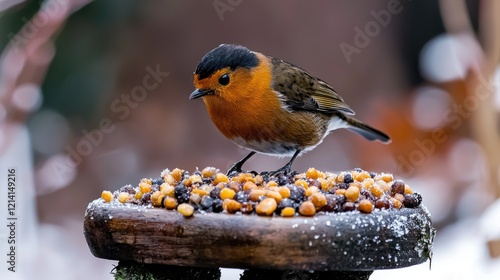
[337,114,391,144]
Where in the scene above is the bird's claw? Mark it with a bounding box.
[268,165,292,177]
[226,165,242,176]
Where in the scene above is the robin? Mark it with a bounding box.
[190,44,390,175]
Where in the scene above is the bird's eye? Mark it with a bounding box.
[218,74,230,86]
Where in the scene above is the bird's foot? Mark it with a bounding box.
[268,164,292,177]
[226,164,244,176]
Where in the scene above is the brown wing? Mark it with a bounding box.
[270,57,354,115]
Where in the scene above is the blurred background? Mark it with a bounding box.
[0,0,499,279]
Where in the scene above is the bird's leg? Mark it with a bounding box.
[270,150,301,176]
[226,151,256,175]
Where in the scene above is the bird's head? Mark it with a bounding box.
[191,44,261,102]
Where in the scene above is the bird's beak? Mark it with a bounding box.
[189,88,214,99]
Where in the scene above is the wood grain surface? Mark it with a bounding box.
[84,199,434,271]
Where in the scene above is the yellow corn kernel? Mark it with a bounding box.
[140,178,152,185]
[161,183,175,197]
[295,179,309,189]
[213,173,229,185]
[266,180,278,188]
[139,182,151,193]
[171,168,184,182]
[281,207,295,217]
[380,173,393,183]
[220,188,236,200]
[163,174,176,186]
[358,199,374,213]
[345,186,360,202]
[101,191,113,203]
[249,189,267,202]
[306,167,319,179]
[299,201,316,216]
[242,181,257,191]
[362,178,375,189]
[278,186,291,198]
[118,192,130,203]
[151,191,162,207]
[370,185,384,197]
[163,197,178,209]
[134,191,143,200]
[335,189,346,196]
[189,174,203,185]
[305,186,319,197]
[310,192,327,208]
[177,203,194,217]
[256,198,277,216]
[254,175,264,185]
[201,167,217,178]
[266,191,283,203]
[318,178,334,192]
[404,184,413,195]
[191,188,209,197]
[225,199,242,213]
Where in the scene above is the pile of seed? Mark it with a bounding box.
[100,167,422,217]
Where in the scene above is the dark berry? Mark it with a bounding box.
[240,202,253,214]
[375,199,390,209]
[413,192,423,205]
[361,189,375,201]
[202,178,212,185]
[227,181,241,192]
[278,175,289,186]
[308,179,321,188]
[327,187,339,194]
[141,193,151,204]
[334,194,346,205]
[320,195,336,212]
[391,180,405,195]
[343,202,356,211]
[233,191,247,203]
[150,184,160,192]
[288,185,305,202]
[210,188,221,199]
[200,196,214,210]
[174,185,188,198]
[151,177,164,185]
[193,170,202,176]
[403,195,419,208]
[120,185,136,194]
[212,199,223,213]
[353,168,363,172]
[177,193,190,204]
[337,183,349,189]
[343,173,353,184]
[369,172,377,178]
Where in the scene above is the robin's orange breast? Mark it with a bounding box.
[204,91,329,154]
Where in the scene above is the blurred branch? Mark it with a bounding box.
[438,0,474,34]
[439,0,500,198]
[0,0,93,157]
[0,0,24,13]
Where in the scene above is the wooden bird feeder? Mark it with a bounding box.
[84,198,435,279]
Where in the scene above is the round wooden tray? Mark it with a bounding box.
[84,199,434,271]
